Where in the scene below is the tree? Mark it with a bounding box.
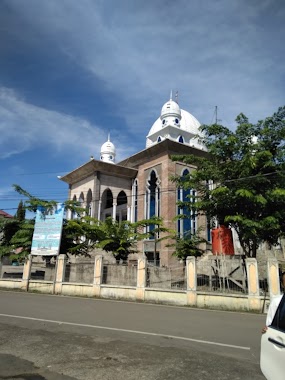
[95,217,139,261]
[0,201,27,260]
[15,200,26,221]
[0,187,175,262]
[0,185,100,260]
[169,229,207,262]
[0,217,21,258]
[135,216,175,264]
[172,106,285,258]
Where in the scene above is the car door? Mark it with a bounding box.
[260,294,285,380]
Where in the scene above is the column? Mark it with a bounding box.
[127,206,131,222]
[112,202,117,220]
[97,200,102,221]
[21,255,32,291]
[52,255,66,294]
[54,254,66,294]
[246,258,261,311]
[93,255,103,297]
[186,256,197,306]
[267,258,281,299]
[136,258,146,301]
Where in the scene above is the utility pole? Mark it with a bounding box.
[214,106,222,124]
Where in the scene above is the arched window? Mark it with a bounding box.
[117,191,127,206]
[105,189,113,209]
[178,135,184,143]
[101,189,114,221]
[157,136,162,143]
[145,170,160,238]
[79,192,84,204]
[117,190,128,221]
[177,169,196,237]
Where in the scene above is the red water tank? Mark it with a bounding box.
[211,226,235,255]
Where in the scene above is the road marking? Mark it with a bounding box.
[0,313,250,351]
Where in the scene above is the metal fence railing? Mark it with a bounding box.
[196,255,247,294]
[257,259,268,296]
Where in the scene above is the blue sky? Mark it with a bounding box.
[1,0,284,215]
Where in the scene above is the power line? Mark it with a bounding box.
[1,170,284,213]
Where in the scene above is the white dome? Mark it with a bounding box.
[148,109,201,137]
[100,135,116,164]
[101,140,115,154]
[160,99,181,119]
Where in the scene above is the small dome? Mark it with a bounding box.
[101,140,115,154]
[100,135,116,164]
[160,99,181,120]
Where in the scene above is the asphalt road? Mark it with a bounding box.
[0,290,266,380]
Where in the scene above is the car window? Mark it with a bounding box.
[271,295,285,331]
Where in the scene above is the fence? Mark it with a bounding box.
[30,257,56,281]
[64,259,95,284]
[102,262,137,286]
[1,254,283,312]
[196,255,247,294]
[257,259,268,296]
[0,264,24,279]
[146,262,186,290]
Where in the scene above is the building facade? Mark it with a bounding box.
[60,96,209,266]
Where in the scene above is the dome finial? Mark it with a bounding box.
[175,91,179,103]
[170,90,173,101]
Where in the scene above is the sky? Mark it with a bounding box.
[0,0,284,215]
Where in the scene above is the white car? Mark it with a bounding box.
[260,294,285,380]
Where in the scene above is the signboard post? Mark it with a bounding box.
[31,203,64,256]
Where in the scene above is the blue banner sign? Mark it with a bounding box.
[31,203,64,256]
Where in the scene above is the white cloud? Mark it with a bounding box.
[2,0,284,130]
[0,87,134,161]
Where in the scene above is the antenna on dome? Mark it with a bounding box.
[170,90,173,101]
[175,91,179,103]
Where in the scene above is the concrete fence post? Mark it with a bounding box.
[136,257,146,301]
[54,254,66,294]
[186,256,197,306]
[246,258,261,311]
[93,255,103,297]
[21,254,32,291]
[267,258,281,299]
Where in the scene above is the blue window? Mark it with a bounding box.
[145,170,160,238]
[177,169,196,237]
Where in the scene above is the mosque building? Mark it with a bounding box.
[60,95,209,266]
